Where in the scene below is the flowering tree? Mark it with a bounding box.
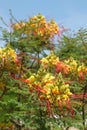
[27,52,72,114]
[0,14,87,130]
[26,52,87,129]
[0,14,60,129]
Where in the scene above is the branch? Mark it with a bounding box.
[82,81,87,130]
[10,118,24,128]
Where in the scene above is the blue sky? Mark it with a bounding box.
[0,0,87,29]
[0,0,87,46]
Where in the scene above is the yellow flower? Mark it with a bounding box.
[43,73,55,82]
[56,96,61,101]
[29,75,35,83]
[62,95,68,100]
[60,84,69,92]
[64,89,72,95]
[41,58,48,64]
[12,22,25,30]
[52,86,59,95]
[12,23,21,30]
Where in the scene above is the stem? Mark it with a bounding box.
[37,51,40,69]
[82,81,87,130]
[10,118,24,130]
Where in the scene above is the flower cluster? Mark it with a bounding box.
[0,46,19,72]
[26,52,87,114]
[28,71,72,102]
[26,53,73,114]
[41,52,70,75]
[12,14,59,42]
[0,46,16,64]
[0,46,19,90]
[12,22,25,30]
[64,57,87,81]
[41,52,59,67]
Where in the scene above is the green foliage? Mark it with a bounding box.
[0,13,87,130]
[56,28,87,62]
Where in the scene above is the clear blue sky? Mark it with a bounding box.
[0,0,87,29]
[0,0,87,46]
